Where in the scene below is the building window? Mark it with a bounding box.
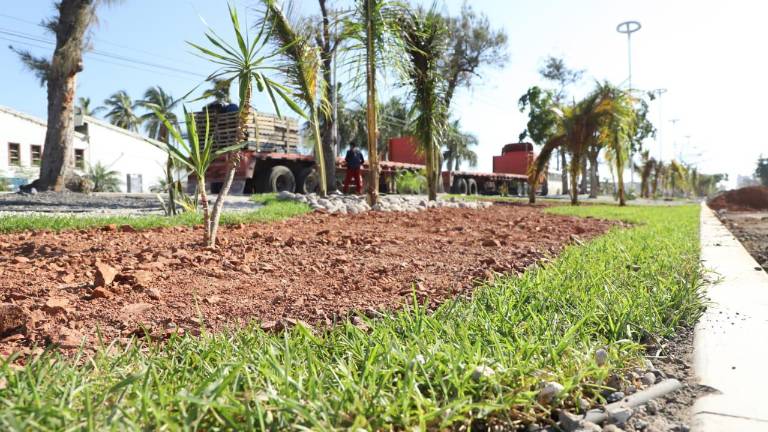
[31,145,42,166]
[74,149,85,169]
[8,143,21,166]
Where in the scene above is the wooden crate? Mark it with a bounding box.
[193,110,299,153]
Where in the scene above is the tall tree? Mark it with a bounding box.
[444,119,478,171]
[140,86,181,215]
[189,3,299,247]
[346,0,404,205]
[440,1,508,109]
[103,90,142,131]
[261,0,328,197]
[12,0,121,191]
[201,78,232,103]
[539,56,584,196]
[756,155,768,186]
[401,5,448,201]
[77,96,104,116]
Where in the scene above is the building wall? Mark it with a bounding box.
[1,106,166,193]
[83,118,167,193]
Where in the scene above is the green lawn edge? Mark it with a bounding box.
[0,194,310,233]
[0,204,704,430]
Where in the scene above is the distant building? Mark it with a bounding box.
[0,105,167,192]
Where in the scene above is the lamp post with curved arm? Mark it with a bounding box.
[617,20,641,193]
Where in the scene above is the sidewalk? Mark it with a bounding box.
[692,204,768,431]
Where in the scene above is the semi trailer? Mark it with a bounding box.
[193,109,546,196]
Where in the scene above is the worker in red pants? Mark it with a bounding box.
[343,142,364,194]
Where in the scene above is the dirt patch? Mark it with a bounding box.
[0,205,617,357]
[707,186,768,212]
[716,210,768,272]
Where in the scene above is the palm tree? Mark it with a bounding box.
[77,97,104,117]
[103,90,142,131]
[139,86,181,215]
[201,78,231,103]
[401,6,447,201]
[444,120,478,170]
[12,0,122,191]
[87,162,121,192]
[530,82,635,205]
[260,0,328,197]
[634,150,656,198]
[189,3,298,247]
[346,0,405,205]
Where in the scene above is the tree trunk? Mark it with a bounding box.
[318,0,337,193]
[36,0,94,191]
[311,107,328,197]
[425,136,436,201]
[617,166,626,206]
[579,155,588,194]
[560,150,568,195]
[570,154,580,205]
[588,153,599,198]
[198,175,210,245]
[364,0,380,206]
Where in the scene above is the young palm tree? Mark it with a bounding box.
[634,150,656,198]
[260,0,328,197]
[346,0,405,205]
[103,90,142,131]
[139,86,181,215]
[77,97,104,117]
[401,6,448,201]
[189,3,299,247]
[87,162,121,192]
[599,84,635,206]
[12,0,122,191]
[444,120,478,171]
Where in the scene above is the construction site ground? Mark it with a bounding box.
[0,204,617,357]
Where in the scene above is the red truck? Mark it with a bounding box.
[194,110,545,196]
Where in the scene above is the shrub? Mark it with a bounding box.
[397,170,427,194]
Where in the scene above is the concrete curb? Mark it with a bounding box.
[692,203,768,431]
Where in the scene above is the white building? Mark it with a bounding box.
[0,105,167,192]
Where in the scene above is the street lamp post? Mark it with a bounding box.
[617,20,641,193]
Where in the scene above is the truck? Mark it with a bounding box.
[193,109,546,196]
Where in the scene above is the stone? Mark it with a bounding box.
[350,316,370,332]
[602,425,624,432]
[607,391,625,403]
[205,295,222,305]
[537,381,565,405]
[118,224,137,233]
[277,190,295,201]
[130,270,152,288]
[147,288,161,300]
[12,256,30,264]
[44,297,70,314]
[0,303,28,337]
[578,421,603,432]
[120,303,153,318]
[641,372,656,386]
[645,399,659,415]
[90,287,111,299]
[51,327,85,349]
[558,410,583,432]
[94,262,118,287]
[482,239,501,247]
[471,365,495,381]
[606,406,633,425]
[260,320,284,332]
[595,348,608,366]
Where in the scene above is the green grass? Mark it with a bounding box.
[0,205,704,430]
[0,194,310,233]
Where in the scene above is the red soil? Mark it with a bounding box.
[708,186,768,211]
[0,205,618,357]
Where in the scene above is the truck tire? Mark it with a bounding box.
[467,178,478,195]
[268,165,295,193]
[452,177,467,195]
[297,167,320,194]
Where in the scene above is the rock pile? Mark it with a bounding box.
[277,191,493,214]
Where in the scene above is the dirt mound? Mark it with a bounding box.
[708,186,768,211]
[0,205,618,357]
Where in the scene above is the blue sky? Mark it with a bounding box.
[1,0,766,186]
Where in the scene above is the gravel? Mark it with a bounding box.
[276,190,493,214]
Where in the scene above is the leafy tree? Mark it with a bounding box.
[401,5,448,201]
[261,0,328,197]
[77,97,104,117]
[345,0,405,205]
[87,162,121,192]
[539,56,584,196]
[518,86,558,144]
[189,3,298,247]
[103,90,142,131]
[11,0,122,191]
[439,1,508,109]
[755,155,768,186]
[599,83,635,206]
[634,150,656,198]
[139,86,181,215]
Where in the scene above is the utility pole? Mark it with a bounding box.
[617,20,642,193]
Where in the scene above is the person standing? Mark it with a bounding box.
[343,142,365,194]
